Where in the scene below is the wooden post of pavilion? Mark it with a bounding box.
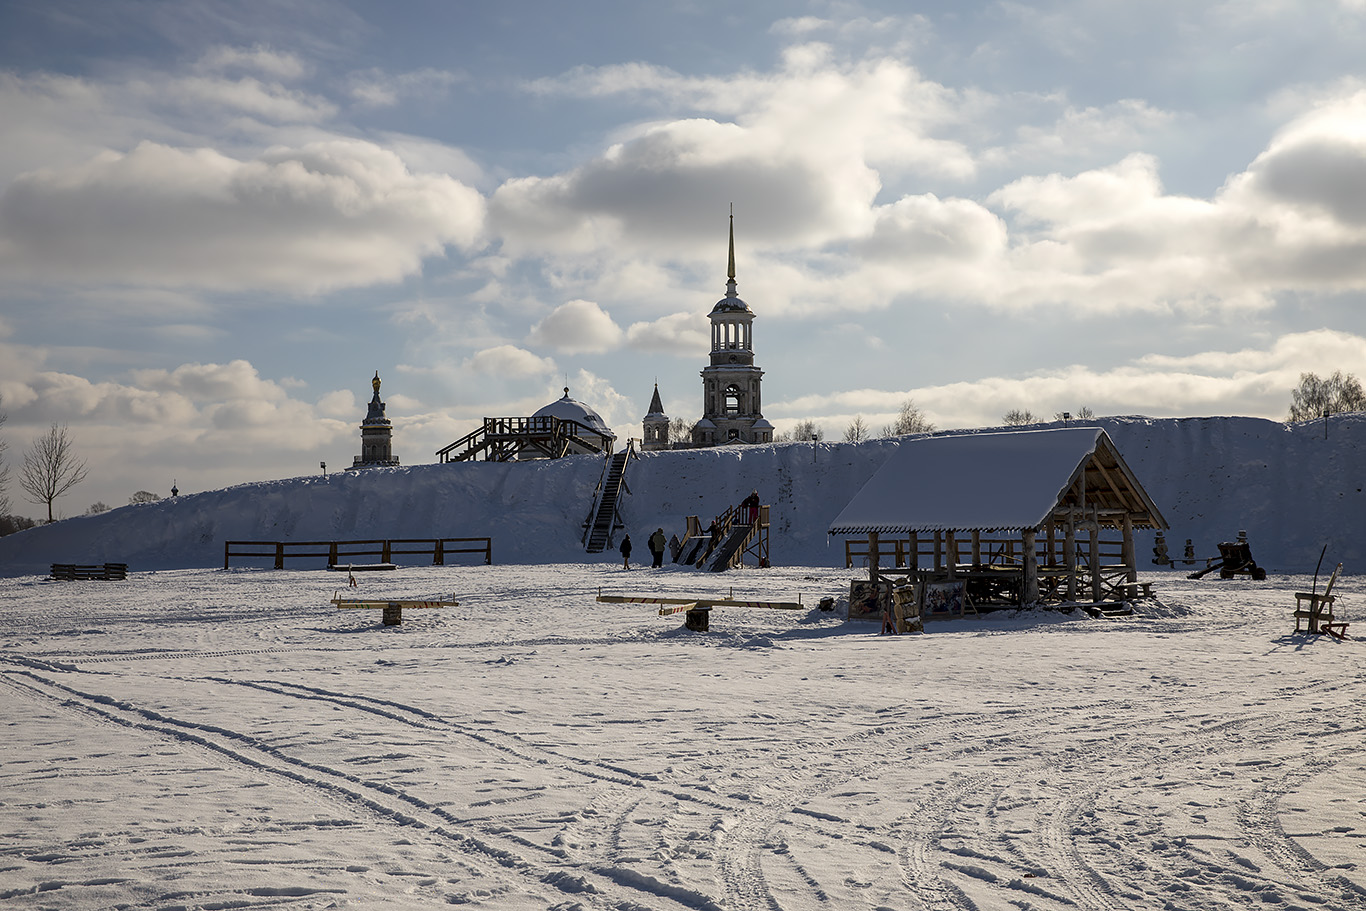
[1122,513,1137,586]
[971,530,982,568]
[868,530,881,583]
[1022,527,1039,605]
[1064,509,1077,601]
[1089,511,1102,602]
[908,531,918,571]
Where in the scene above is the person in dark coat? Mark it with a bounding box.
[620,534,632,569]
[741,490,760,524]
[648,528,667,568]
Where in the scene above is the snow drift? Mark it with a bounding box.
[1,415,1362,575]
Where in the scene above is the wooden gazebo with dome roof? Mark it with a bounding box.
[437,387,616,463]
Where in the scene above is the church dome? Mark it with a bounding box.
[533,387,615,438]
[710,295,752,315]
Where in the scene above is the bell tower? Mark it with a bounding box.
[692,211,773,446]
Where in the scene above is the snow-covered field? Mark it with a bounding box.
[3,562,1363,910]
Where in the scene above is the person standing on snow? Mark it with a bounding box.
[648,528,667,568]
[620,534,632,570]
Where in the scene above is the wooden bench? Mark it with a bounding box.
[331,595,458,626]
[1121,581,1154,600]
[50,563,128,581]
[1294,563,1346,636]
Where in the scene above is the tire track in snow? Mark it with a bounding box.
[0,668,727,911]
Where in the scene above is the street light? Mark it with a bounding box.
[320,461,327,476]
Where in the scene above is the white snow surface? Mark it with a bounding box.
[2,416,1365,908]
[2,414,1365,574]
[2,562,1364,910]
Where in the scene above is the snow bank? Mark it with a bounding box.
[1,415,1362,575]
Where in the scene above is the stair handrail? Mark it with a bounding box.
[582,450,614,544]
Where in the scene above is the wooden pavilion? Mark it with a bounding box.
[829,428,1168,612]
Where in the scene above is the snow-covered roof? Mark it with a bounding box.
[533,388,615,438]
[828,427,1165,535]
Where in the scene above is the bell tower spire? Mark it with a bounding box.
[692,207,773,446]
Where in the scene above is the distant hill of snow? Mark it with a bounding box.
[1,415,1361,575]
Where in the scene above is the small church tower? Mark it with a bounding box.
[350,371,400,469]
[642,383,669,451]
[693,212,774,446]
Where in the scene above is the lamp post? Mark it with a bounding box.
[320,461,327,476]
[811,432,818,463]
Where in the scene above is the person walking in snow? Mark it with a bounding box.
[620,534,632,570]
[648,528,667,568]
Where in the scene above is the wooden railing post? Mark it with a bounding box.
[274,542,284,570]
[434,539,444,565]
[328,542,338,567]
[382,540,392,563]
[224,542,231,570]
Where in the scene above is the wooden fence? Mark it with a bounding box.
[223,537,492,570]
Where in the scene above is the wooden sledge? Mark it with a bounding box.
[332,593,458,626]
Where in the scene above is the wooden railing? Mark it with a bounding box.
[844,534,1123,570]
[224,537,492,570]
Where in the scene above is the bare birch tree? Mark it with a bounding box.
[0,395,9,515]
[843,415,870,443]
[20,423,89,522]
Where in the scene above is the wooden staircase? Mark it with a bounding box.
[584,445,634,553]
[438,416,613,463]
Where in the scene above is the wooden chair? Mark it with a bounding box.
[1294,563,1345,636]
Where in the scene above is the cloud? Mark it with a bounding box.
[497,46,975,259]
[527,299,624,354]
[197,44,308,80]
[773,329,1366,431]
[465,345,557,378]
[625,312,710,354]
[347,68,463,108]
[0,139,486,293]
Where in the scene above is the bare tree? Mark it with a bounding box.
[85,501,111,515]
[780,419,824,442]
[1002,409,1037,426]
[1288,371,1366,422]
[20,423,89,522]
[0,394,9,516]
[667,417,695,446]
[882,399,935,436]
[129,490,162,505]
[844,415,870,443]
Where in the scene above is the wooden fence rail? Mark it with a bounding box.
[224,537,492,570]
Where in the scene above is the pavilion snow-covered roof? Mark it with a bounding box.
[827,427,1166,535]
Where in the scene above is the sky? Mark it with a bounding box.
[4,0,1366,514]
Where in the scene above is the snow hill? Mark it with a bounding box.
[1,414,1362,576]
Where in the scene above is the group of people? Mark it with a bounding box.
[619,490,761,570]
[619,527,669,569]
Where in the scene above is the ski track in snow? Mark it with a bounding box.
[0,565,1364,911]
